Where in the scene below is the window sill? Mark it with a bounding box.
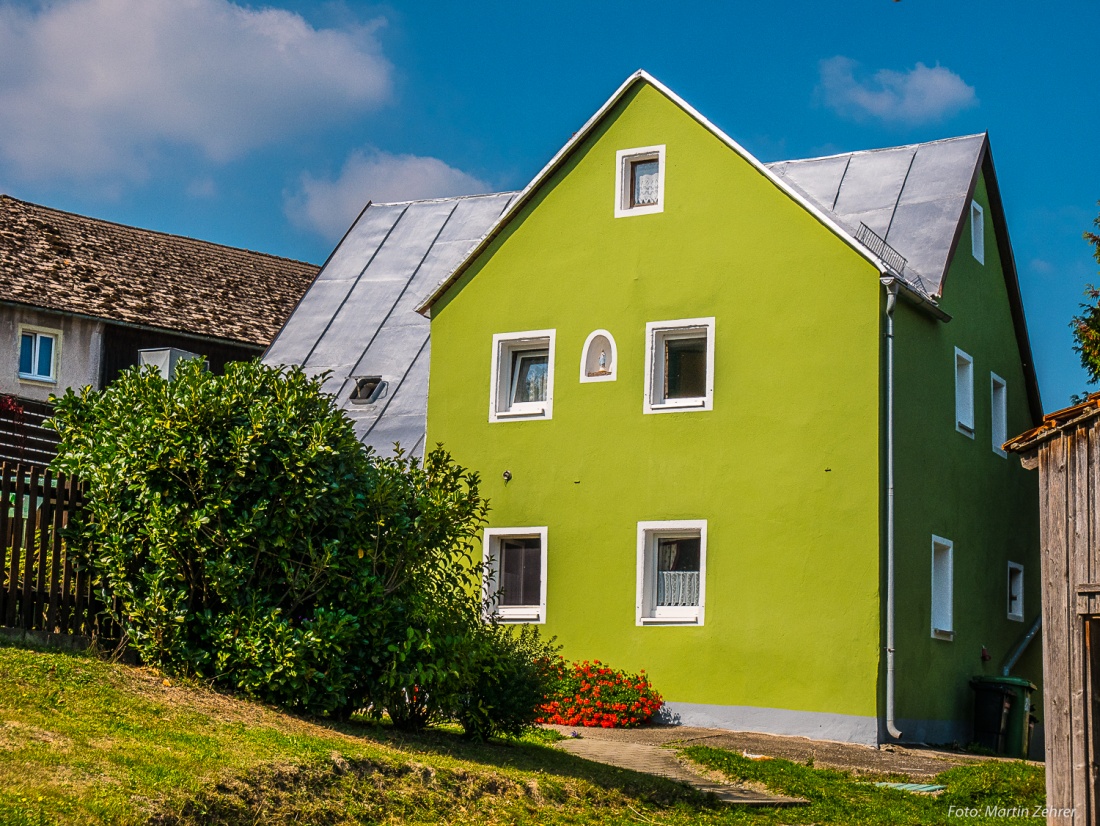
[17,374,56,385]
[646,398,709,415]
[494,610,544,624]
[1007,613,1024,623]
[638,616,701,626]
[955,423,975,439]
[931,629,954,641]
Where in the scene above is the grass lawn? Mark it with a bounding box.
[0,641,1044,825]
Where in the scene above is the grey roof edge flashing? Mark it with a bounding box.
[371,191,520,208]
[880,276,951,322]
[415,69,895,317]
[979,145,1044,423]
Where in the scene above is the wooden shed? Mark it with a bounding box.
[1007,393,1100,826]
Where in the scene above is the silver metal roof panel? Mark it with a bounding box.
[264,192,515,457]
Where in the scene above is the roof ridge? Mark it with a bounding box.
[769,133,987,166]
[0,193,317,268]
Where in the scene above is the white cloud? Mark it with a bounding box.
[0,0,392,182]
[817,57,977,125]
[286,149,492,240]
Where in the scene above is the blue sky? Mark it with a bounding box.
[0,0,1096,410]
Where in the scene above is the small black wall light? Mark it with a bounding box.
[502,470,512,482]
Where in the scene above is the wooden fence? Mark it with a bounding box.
[0,398,61,467]
[0,461,102,638]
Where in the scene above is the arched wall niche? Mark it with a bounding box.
[580,330,616,382]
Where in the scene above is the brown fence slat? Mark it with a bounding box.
[0,462,12,621]
[21,465,40,628]
[33,469,52,631]
[59,479,75,635]
[47,471,65,632]
[6,466,26,627]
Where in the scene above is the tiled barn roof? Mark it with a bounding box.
[0,195,318,346]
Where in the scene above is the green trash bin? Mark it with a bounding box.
[970,676,1037,758]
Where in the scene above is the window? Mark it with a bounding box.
[18,328,58,382]
[489,330,555,422]
[483,527,548,623]
[644,318,715,413]
[580,330,617,382]
[1007,562,1024,622]
[955,348,974,436]
[615,145,665,217]
[931,536,954,640]
[970,201,985,264]
[991,374,1007,457]
[636,520,707,625]
[350,376,385,404]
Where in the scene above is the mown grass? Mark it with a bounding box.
[0,641,1045,825]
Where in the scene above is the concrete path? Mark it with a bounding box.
[554,736,806,806]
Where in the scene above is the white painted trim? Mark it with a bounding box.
[16,323,61,384]
[931,535,954,640]
[643,318,715,414]
[614,145,665,218]
[636,519,707,626]
[990,372,1008,457]
[954,347,974,438]
[579,329,617,383]
[970,201,985,264]
[1007,561,1024,622]
[417,70,901,316]
[489,329,555,423]
[483,526,548,624]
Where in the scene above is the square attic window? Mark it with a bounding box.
[350,376,385,404]
[615,145,665,217]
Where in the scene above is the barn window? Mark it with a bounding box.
[991,374,1008,457]
[615,145,665,217]
[483,527,547,623]
[971,201,985,264]
[955,349,974,436]
[931,536,954,640]
[490,330,555,422]
[636,520,707,625]
[644,318,715,414]
[18,327,59,382]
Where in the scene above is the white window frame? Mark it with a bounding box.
[931,536,954,640]
[614,145,666,218]
[489,330,555,422]
[644,317,715,414]
[991,373,1008,457]
[970,200,985,264]
[483,526,548,624]
[579,329,617,383]
[955,348,974,437]
[17,325,60,383]
[636,520,707,626]
[1007,562,1024,622]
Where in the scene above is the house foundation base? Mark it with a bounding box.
[657,701,879,746]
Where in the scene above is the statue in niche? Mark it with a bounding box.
[587,340,612,377]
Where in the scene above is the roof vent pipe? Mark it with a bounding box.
[883,278,903,741]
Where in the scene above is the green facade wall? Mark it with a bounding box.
[892,170,1042,743]
[427,83,887,731]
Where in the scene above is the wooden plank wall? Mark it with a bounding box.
[0,398,61,467]
[1038,420,1100,825]
[0,461,103,638]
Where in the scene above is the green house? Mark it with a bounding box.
[414,71,1043,747]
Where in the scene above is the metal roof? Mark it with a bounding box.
[263,192,517,457]
[766,134,986,296]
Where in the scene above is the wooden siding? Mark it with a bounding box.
[99,323,261,388]
[0,397,60,466]
[1035,419,1100,825]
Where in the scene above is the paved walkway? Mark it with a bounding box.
[553,734,806,806]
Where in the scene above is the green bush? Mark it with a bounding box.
[453,624,560,741]
[49,359,488,718]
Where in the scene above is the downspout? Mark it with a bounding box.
[884,278,903,741]
[1002,616,1042,677]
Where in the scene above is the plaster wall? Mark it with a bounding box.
[0,305,104,402]
[428,83,885,733]
[891,170,1043,742]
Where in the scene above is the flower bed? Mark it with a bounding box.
[536,658,663,728]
